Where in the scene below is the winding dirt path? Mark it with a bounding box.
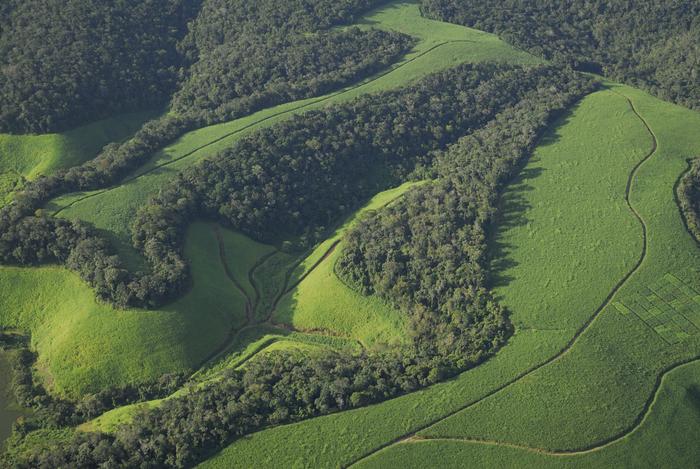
[346,90,660,467]
[51,40,473,217]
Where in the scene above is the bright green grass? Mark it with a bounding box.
[81,182,420,432]
[81,326,359,434]
[0,111,155,204]
[356,360,700,469]
[0,222,247,398]
[197,86,695,467]
[79,399,164,434]
[2,0,538,444]
[248,340,323,362]
[417,84,700,453]
[272,182,421,347]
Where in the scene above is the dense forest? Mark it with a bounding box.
[0,0,199,133]
[0,0,397,134]
[171,28,414,124]
[420,0,700,111]
[678,157,700,242]
[2,65,596,469]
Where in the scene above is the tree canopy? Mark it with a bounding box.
[420,0,700,111]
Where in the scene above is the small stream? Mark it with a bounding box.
[0,350,27,448]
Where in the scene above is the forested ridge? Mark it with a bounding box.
[172,28,414,125]
[0,0,401,134]
[420,0,700,111]
[9,0,696,467]
[2,64,596,469]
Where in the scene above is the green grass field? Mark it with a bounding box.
[0,222,250,397]
[197,85,700,468]
[0,111,155,205]
[356,359,700,468]
[4,1,700,466]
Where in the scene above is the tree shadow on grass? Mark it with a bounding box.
[487,166,542,293]
[486,109,573,296]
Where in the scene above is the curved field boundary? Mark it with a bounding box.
[51,40,473,217]
[405,356,700,457]
[346,90,659,467]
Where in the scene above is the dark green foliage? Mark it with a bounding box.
[155,63,545,244]
[419,0,700,110]
[0,5,411,309]
[0,0,199,133]
[3,68,597,469]
[0,0,399,134]
[1,63,577,309]
[131,64,584,309]
[178,0,386,58]
[678,157,700,242]
[172,28,415,124]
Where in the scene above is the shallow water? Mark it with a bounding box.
[0,350,26,447]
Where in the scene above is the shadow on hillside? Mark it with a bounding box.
[487,166,542,292]
[353,0,415,28]
[486,108,573,296]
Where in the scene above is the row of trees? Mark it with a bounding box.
[0,1,412,307]
[419,0,700,111]
[336,75,596,358]
[3,65,597,468]
[678,157,700,243]
[171,28,414,125]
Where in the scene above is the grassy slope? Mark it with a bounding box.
[0,0,538,399]
[273,182,421,347]
[79,182,420,432]
[198,87,695,468]
[357,360,700,468]
[82,326,360,434]
[0,111,155,205]
[0,222,248,398]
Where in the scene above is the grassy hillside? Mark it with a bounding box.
[0,111,154,204]
[197,84,700,468]
[0,222,249,397]
[416,83,700,450]
[273,182,422,347]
